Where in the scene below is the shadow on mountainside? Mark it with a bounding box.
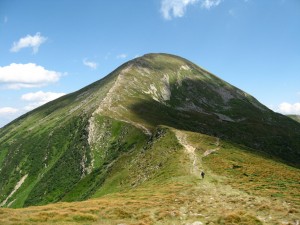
[128,78,300,168]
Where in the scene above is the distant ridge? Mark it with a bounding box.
[288,114,300,123]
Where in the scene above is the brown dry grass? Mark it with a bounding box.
[1,178,296,225]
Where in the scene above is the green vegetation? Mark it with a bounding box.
[0,53,300,224]
[0,66,118,208]
[203,140,300,206]
[0,128,299,224]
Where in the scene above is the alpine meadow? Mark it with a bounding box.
[0,53,299,225]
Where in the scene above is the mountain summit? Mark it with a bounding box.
[0,54,300,221]
[88,53,300,164]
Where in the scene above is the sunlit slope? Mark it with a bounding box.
[0,66,121,207]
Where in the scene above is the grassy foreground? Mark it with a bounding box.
[0,178,298,225]
[0,129,299,225]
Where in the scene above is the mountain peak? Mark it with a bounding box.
[97,52,266,121]
[0,53,300,210]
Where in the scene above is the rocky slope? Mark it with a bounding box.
[0,53,299,218]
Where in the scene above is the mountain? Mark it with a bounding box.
[0,53,300,224]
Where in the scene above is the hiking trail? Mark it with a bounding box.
[175,130,199,175]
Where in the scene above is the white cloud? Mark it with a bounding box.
[278,102,300,115]
[21,91,66,111]
[116,54,127,59]
[160,0,222,20]
[10,32,47,54]
[21,91,65,102]
[0,63,61,89]
[83,59,98,69]
[201,0,222,9]
[161,0,198,20]
[0,107,18,116]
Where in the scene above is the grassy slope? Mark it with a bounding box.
[0,70,120,208]
[0,129,299,225]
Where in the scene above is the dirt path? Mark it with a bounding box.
[174,130,299,225]
[175,130,199,175]
[175,130,219,176]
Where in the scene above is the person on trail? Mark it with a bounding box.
[201,171,205,179]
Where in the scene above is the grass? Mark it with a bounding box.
[0,65,121,207]
[203,140,300,207]
[0,178,297,225]
[1,129,299,225]
[0,183,186,225]
[217,211,263,225]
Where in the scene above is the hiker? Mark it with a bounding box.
[201,171,205,179]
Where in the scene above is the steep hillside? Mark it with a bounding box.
[0,63,127,208]
[0,53,300,224]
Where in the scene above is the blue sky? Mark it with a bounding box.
[0,0,299,127]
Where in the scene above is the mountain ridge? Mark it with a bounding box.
[93,53,300,166]
[0,53,299,218]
